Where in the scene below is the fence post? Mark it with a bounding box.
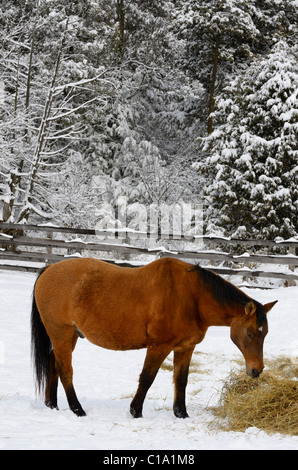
[288,245,297,287]
[46,231,53,266]
[209,241,216,266]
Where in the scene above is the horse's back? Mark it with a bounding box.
[34,259,140,345]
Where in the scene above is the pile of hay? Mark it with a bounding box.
[210,361,298,436]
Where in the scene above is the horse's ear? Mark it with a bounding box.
[245,301,257,316]
[263,300,278,314]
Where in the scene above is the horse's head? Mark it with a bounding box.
[230,300,278,378]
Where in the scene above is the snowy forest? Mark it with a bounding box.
[0,0,297,240]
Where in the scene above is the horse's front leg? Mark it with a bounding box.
[173,347,195,418]
[130,344,171,418]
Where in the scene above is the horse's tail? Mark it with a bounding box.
[31,266,51,395]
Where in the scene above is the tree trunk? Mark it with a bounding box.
[207,33,220,135]
[117,0,125,62]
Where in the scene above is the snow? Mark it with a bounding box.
[0,269,297,450]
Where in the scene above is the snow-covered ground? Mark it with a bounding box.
[0,269,297,450]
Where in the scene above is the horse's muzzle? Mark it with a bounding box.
[246,368,261,378]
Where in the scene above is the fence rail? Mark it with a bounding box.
[0,222,297,284]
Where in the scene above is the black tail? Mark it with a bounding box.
[31,266,51,395]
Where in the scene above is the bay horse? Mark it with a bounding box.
[31,257,277,418]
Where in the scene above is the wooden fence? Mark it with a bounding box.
[0,222,298,285]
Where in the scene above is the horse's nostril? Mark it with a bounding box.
[252,368,260,378]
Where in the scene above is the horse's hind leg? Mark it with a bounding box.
[52,327,86,417]
[130,344,171,418]
[173,347,194,418]
[45,350,59,410]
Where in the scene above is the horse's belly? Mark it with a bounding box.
[82,323,148,351]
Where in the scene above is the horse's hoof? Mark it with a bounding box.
[130,406,143,418]
[45,401,59,410]
[72,407,87,417]
[173,406,189,419]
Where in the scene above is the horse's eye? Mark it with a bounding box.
[247,330,254,339]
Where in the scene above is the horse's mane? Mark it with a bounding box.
[191,265,265,323]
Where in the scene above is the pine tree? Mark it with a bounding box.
[173,0,263,135]
[174,0,298,135]
[100,0,199,206]
[197,40,298,239]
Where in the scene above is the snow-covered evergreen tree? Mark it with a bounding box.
[174,0,297,135]
[197,40,298,239]
[98,0,201,207]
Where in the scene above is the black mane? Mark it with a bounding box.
[191,265,265,324]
